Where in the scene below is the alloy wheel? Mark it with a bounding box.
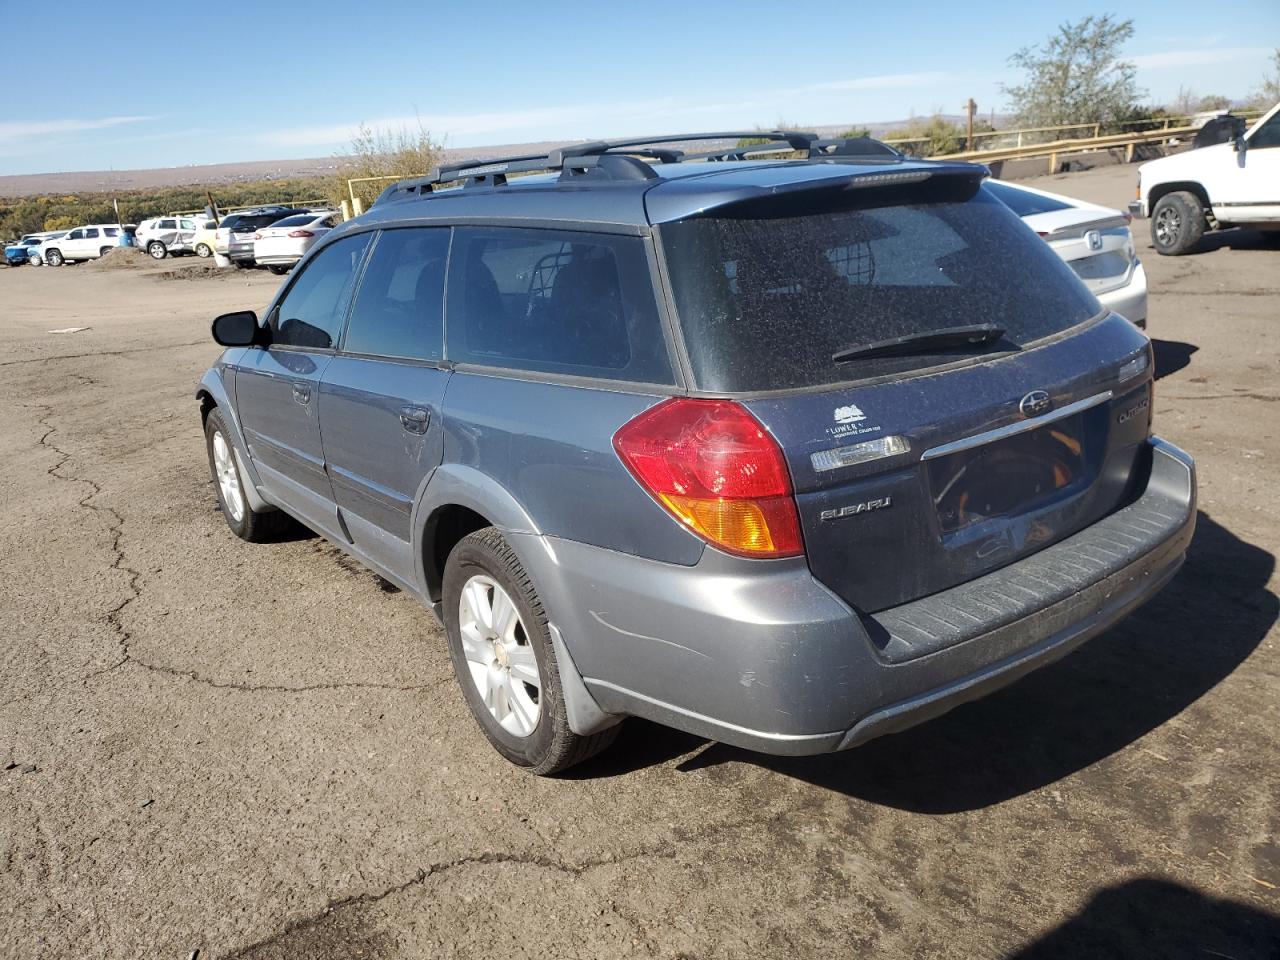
[212,430,245,523]
[457,574,541,736]
[1154,206,1181,247]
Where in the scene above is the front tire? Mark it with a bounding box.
[46,249,63,267]
[443,527,620,774]
[148,241,167,260]
[204,408,286,542]
[1151,191,1206,256]
[195,243,212,258]
[267,264,289,275]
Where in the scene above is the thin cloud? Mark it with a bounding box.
[1130,47,1271,70]
[0,116,156,145]
[793,72,952,95]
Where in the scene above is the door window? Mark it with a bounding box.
[270,234,371,350]
[159,219,176,229]
[446,227,673,384]
[68,229,84,240]
[104,227,119,237]
[84,228,100,239]
[1247,111,1280,149]
[343,228,449,361]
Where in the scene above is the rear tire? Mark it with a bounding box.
[99,246,112,257]
[267,265,289,275]
[148,241,167,260]
[443,527,620,774]
[195,243,212,258]
[1151,191,1206,256]
[204,408,287,543]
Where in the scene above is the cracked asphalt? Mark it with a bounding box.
[2,165,1279,959]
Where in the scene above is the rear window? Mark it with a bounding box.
[269,214,315,228]
[660,180,1101,392]
[446,227,674,385]
[983,180,1074,217]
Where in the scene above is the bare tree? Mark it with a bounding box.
[333,120,444,209]
[1002,15,1144,128]
[1254,49,1280,108]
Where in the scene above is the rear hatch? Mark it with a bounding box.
[657,167,1155,613]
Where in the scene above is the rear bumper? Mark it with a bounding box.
[1098,261,1148,328]
[537,437,1195,755]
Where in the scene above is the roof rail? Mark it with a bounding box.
[372,130,820,205]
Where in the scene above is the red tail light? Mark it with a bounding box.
[287,229,314,238]
[613,398,803,558]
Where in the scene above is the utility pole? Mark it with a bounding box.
[965,98,977,150]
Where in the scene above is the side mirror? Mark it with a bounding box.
[211,310,265,347]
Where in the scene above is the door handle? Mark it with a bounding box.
[292,383,311,405]
[399,405,431,434]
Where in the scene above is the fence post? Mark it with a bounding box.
[340,200,352,222]
[1017,131,1024,149]
[1048,151,1057,175]
[353,197,365,217]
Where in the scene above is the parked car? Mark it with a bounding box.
[191,219,218,258]
[198,131,1195,774]
[26,231,69,266]
[986,179,1147,328]
[252,211,339,274]
[136,216,201,259]
[1130,100,1280,254]
[40,224,130,266]
[219,207,311,268]
[4,233,50,265]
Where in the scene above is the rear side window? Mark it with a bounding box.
[158,219,176,229]
[446,228,673,385]
[660,182,1101,392]
[270,214,314,228]
[270,234,371,349]
[343,228,449,361]
[104,227,119,237]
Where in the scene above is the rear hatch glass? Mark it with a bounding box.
[658,177,1101,393]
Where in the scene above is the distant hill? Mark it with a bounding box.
[1,120,1006,197]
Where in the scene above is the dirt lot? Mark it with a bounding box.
[1,165,1277,959]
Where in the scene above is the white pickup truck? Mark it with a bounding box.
[1130,102,1280,254]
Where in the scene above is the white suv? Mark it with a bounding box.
[136,216,201,259]
[1131,101,1280,254]
[41,224,128,266]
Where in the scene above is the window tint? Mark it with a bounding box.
[983,180,1074,217]
[270,214,315,228]
[104,227,119,237]
[343,228,449,361]
[447,228,672,384]
[84,228,100,239]
[158,219,176,229]
[68,229,84,239]
[270,234,371,350]
[1248,110,1280,148]
[661,181,1101,392]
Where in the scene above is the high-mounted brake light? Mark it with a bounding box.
[288,229,315,238]
[613,398,803,558]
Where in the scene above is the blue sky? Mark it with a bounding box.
[2,0,1276,175]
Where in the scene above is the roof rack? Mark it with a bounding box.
[373,130,820,205]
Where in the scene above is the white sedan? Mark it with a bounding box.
[986,180,1148,328]
[252,211,339,274]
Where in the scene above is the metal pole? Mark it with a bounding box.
[966,98,976,151]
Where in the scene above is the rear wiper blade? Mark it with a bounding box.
[832,324,1006,363]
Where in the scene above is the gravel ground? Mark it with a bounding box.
[1,166,1278,959]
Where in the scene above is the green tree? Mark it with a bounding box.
[1002,15,1143,128]
[838,126,872,140]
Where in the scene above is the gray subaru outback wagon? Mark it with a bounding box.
[198,131,1196,774]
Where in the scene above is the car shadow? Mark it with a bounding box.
[1151,338,1198,380]
[1003,877,1280,959]
[582,512,1276,811]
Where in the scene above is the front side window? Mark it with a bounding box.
[270,233,371,349]
[343,228,449,361]
[180,219,195,230]
[1247,110,1280,149]
[446,227,673,384]
[68,230,84,240]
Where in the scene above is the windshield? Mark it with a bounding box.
[659,182,1101,392]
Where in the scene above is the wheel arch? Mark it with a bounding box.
[1150,180,1211,212]
[195,370,274,513]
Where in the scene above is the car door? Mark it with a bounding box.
[81,227,102,256]
[318,227,452,581]
[234,232,372,534]
[178,218,197,248]
[59,229,85,258]
[1219,108,1280,222]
